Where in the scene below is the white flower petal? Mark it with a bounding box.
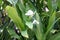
[1,6,2,10]
[16,27,18,29]
[45,7,49,12]
[57,11,60,12]
[17,30,19,33]
[33,19,39,24]
[25,10,34,16]
[0,29,3,32]
[36,21,39,24]
[51,29,57,33]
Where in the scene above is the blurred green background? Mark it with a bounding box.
[0,0,60,40]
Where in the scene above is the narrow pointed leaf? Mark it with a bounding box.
[35,12,44,40]
[5,6,28,38]
[46,11,56,35]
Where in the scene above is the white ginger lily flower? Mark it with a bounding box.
[25,10,34,17]
[33,19,39,24]
[45,7,49,12]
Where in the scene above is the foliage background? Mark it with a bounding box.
[0,0,60,40]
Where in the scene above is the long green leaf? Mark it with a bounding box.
[5,6,28,38]
[35,12,44,40]
[5,6,25,31]
[46,11,56,36]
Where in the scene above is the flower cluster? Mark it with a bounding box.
[25,10,39,24]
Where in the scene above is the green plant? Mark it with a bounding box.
[0,0,60,40]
